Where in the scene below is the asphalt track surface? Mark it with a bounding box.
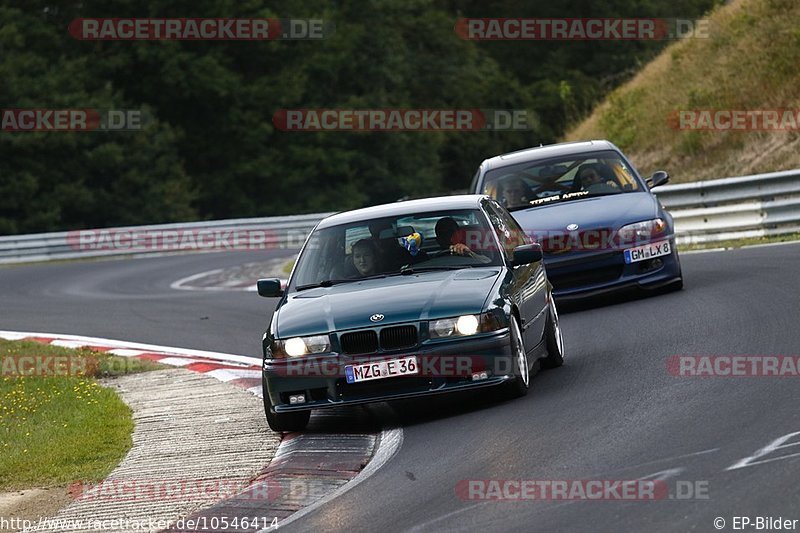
[2,244,799,532]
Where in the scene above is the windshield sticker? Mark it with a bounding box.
[528,190,588,206]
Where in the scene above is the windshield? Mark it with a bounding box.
[481,150,644,211]
[290,208,503,290]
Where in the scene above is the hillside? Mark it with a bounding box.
[565,0,800,182]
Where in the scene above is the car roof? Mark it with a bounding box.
[479,139,620,172]
[317,195,488,229]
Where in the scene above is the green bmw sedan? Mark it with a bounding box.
[257,195,564,432]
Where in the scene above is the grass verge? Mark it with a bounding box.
[0,340,163,490]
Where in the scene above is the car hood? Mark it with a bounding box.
[512,192,659,233]
[275,268,502,338]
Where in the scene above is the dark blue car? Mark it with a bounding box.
[470,140,683,299]
[257,196,564,431]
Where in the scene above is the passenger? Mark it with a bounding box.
[498,176,530,208]
[350,239,381,277]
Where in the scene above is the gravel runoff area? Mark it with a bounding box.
[23,369,280,533]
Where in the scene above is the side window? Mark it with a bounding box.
[494,202,531,247]
[483,202,517,261]
[608,159,639,190]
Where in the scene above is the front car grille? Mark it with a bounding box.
[380,325,418,351]
[340,330,379,355]
[541,228,614,255]
[549,265,623,290]
[339,324,419,355]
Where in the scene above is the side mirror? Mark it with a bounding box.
[511,243,543,266]
[257,278,283,298]
[646,170,670,189]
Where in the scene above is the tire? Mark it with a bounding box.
[499,317,530,399]
[664,250,684,292]
[651,274,683,295]
[262,380,310,432]
[541,296,564,369]
[666,277,683,292]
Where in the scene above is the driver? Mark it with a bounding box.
[575,163,620,193]
[434,217,492,263]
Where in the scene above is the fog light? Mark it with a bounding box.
[289,394,306,405]
[471,371,489,381]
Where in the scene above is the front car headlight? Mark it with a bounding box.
[618,218,667,244]
[272,334,331,358]
[429,311,508,339]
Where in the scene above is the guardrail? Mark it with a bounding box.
[0,169,797,263]
[654,169,800,244]
[0,213,331,264]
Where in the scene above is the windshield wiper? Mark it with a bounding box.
[295,279,352,291]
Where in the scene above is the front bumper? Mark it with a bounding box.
[547,236,682,299]
[263,329,514,412]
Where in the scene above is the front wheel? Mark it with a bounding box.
[499,317,530,399]
[262,380,310,432]
[541,296,564,369]
[666,274,683,292]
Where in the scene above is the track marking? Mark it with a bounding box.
[170,269,226,291]
[592,448,721,477]
[726,431,800,470]
[1,329,393,529]
[263,404,403,531]
[0,329,258,366]
[170,262,289,292]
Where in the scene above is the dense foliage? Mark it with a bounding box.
[1,0,718,233]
